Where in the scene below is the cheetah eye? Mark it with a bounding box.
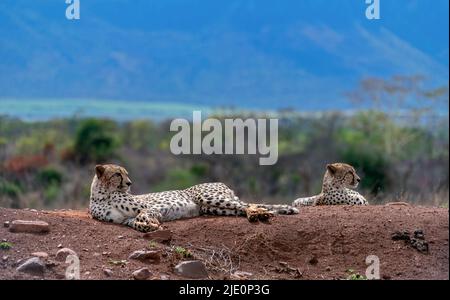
[114,172,121,177]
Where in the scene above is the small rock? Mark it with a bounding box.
[414,229,425,240]
[132,268,152,280]
[57,244,63,248]
[30,209,38,212]
[117,235,124,239]
[143,230,172,243]
[45,260,58,268]
[128,250,161,262]
[56,248,77,261]
[102,251,111,256]
[309,256,319,265]
[325,266,332,272]
[31,252,49,259]
[3,221,9,228]
[231,271,253,280]
[2,255,9,261]
[160,274,170,280]
[16,257,45,275]
[83,248,89,252]
[174,260,208,279]
[103,268,113,277]
[1,239,7,242]
[392,231,410,241]
[9,220,50,234]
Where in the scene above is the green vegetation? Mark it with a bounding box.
[148,241,158,248]
[0,77,448,208]
[74,119,119,164]
[345,269,367,280]
[174,246,192,258]
[0,242,13,250]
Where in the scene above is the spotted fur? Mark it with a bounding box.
[89,164,299,232]
[293,163,368,207]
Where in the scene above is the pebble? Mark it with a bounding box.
[128,250,161,262]
[31,252,49,259]
[132,268,152,280]
[16,257,45,275]
[103,269,113,277]
[143,230,172,243]
[9,220,50,234]
[174,260,208,279]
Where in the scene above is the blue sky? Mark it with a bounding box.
[0,0,448,110]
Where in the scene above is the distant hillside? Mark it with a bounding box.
[0,0,448,109]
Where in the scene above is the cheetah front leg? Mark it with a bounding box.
[124,209,162,233]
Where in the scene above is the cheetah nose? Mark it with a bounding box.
[356,178,361,183]
[126,181,132,186]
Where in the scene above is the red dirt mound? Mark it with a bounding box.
[0,205,448,280]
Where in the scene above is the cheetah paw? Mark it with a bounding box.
[134,218,162,233]
[246,205,274,223]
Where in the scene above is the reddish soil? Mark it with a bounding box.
[0,205,448,280]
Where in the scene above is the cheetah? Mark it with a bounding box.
[292,163,368,207]
[89,164,299,232]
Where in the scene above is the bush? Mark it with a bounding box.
[36,167,63,187]
[74,119,119,164]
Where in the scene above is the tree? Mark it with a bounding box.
[74,119,119,164]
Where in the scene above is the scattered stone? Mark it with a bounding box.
[128,250,161,263]
[231,271,253,280]
[174,260,208,279]
[2,255,9,261]
[103,268,113,277]
[392,231,410,241]
[132,268,152,280]
[414,230,425,240]
[30,209,38,212]
[392,229,429,254]
[9,220,50,234]
[309,256,319,265]
[143,229,172,243]
[45,260,58,268]
[16,257,45,275]
[325,266,332,272]
[160,274,170,280]
[3,221,10,228]
[83,248,89,252]
[117,235,124,239]
[56,248,77,261]
[102,251,111,256]
[31,252,49,259]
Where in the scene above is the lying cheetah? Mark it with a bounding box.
[89,164,299,232]
[293,163,368,207]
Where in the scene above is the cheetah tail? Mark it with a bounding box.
[254,204,299,215]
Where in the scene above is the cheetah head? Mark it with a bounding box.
[325,163,361,189]
[93,164,132,193]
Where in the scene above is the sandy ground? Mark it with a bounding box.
[0,204,448,280]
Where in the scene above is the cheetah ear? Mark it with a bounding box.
[95,165,106,178]
[327,164,338,174]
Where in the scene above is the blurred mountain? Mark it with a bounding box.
[0,0,448,110]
